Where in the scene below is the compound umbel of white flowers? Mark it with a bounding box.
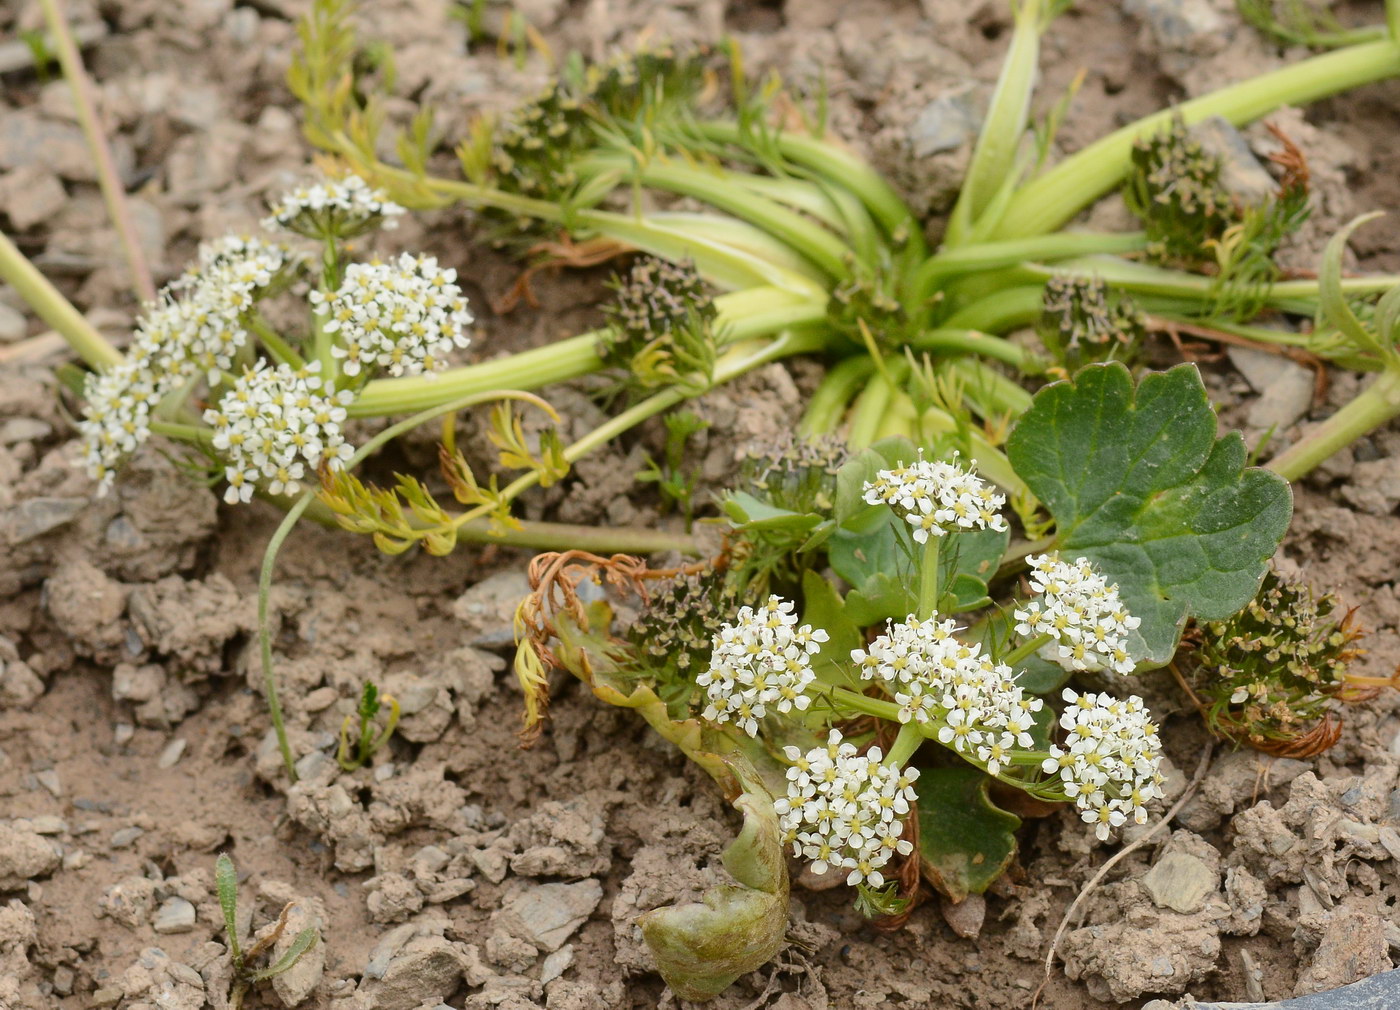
[697,595,828,737]
[309,253,474,378]
[78,236,294,494]
[1013,552,1141,675]
[204,360,355,504]
[774,729,919,888]
[851,614,1043,776]
[861,452,1008,545]
[263,174,405,240]
[1041,688,1165,840]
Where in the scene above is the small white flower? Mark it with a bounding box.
[775,730,919,889]
[263,174,405,239]
[1044,689,1164,841]
[78,236,295,493]
[698,596,827,737]
[861,452,1007,543]
[311,253,474,378]
[1013,553,1141,675]
[853,614,1044,771]
[203,360,357,504]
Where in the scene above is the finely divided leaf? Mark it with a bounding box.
[1007,362,1291,665]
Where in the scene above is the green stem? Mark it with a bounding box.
[582,155,853,279]
[350,287,826,417]
[1003,631,1055,668]
[248,315,304,368]
[911,232,1147,306]
[801,355,876,435]
[917,536,940,620]
[1266,369,1400,480]
[942,286,1045,333]
[0,229,122,370]
[996,38,1400,240]
[692,121,921,245]
[831,686,902,722]
[846,371,894,448]
[884,722,925,768]
[258,491,315,782]
[39,0,156,304]
[908,328,1031,370]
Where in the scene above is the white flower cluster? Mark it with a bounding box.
[1013,553,1140,675]
[310,253,474,377]
[1042,689,1165,840]
[775,730,919,888]
[203,361,355,504]
[852,615,1042,775]
[696,595,827,737]
[263,174,405,239]
[78,237,294,494]
[862,453,1008,544]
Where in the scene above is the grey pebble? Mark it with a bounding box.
[35,768,61,797]
[157,738,187,769]
[152,896,197,934]
[110,826,144,849]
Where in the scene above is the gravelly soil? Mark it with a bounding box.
[2,1,1400,1008]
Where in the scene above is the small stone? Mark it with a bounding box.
[451,570,532,647]
[6,498,87,544]
[110,826,144,849]
[358,935,467,1010]
[152,896,197,934]
[0,164,68,231]
[22,816,66,835]
[0,418,50,445]
[940,893,986,939]
[374,763,395,782]
[502,880,602,952]
[1294,897,1390,996]
[114,723,135,746]
[53,965,76,995]
[157,738,187,769]
[1143,851,1218,914]
[908,92,979,157]
[270,897,324,1007]
[0,301,23,343]
[35,768,61,797]
[539,943,573,984]
[302,686,339,712]
[90,986,124,1007]
[1341,458,1400,517]
[0,822,62,888]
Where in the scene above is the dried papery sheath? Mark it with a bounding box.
[203,360,355,504]
[310,253,473,377]
[774,730,919,887]
[861,452,1008,543]
[696,595,827,737]
[1042,689,1165,840]
[263,174,405,240]
[78,236,295,493]
[1013,552,1140,675]
[851,615,1042,774]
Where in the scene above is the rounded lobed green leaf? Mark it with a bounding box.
[1007,362,1292,666]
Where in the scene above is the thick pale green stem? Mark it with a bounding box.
[0,230,121,369]
[917,537,941,620]
[912,232,1147,306]
[884,722,925,768]
[259,492,315,782]
[801,355,876,435]
[350,287,827,417]
[1267,369,1400,480]
[832,686,902,722]
[946,0,1047,243]
[996,38,1400,240]
[909,328,1030,370]
[39,0,156,304]
[1003,632,1055,668]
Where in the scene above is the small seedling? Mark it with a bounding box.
[337,681,400,771]
[215,853,319,1010]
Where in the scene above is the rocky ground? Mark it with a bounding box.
[2,0,1400,1008]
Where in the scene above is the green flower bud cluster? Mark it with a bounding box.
[1038,275,1145,373]
[1125,117,1236,267]
[625,568,749,713]
[737,434,847,516]
[1192,567,1364,749]
[600,256,718,394]
[491,45,714,205]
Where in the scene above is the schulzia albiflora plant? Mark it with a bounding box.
[516,361,1292,997]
